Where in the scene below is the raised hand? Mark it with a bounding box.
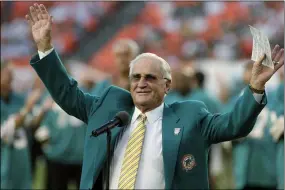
[25,3,53,52]
[250,45,284,90]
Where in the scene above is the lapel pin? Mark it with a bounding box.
[174,128,181,135]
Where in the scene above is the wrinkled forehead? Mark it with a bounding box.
[132,57,162,76]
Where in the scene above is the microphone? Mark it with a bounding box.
[91,111,130,137]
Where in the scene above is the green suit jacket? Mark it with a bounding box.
[30,50,267,189]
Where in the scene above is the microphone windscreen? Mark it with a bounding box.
[115,111,130,127]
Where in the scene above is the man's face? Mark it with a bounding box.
[114,45,133,74]
[1,67,13,96]
[130,58,171,112]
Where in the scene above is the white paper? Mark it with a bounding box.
[249,25,274,69]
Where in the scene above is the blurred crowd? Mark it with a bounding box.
[1,1,118,63]
[1,1,284,189]
[1,2,284,69]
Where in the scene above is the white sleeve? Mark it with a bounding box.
[1,115,16,144]
[252,93,264,103]
[38,48,54,60]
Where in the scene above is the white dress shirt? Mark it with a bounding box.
[110,103,165,189]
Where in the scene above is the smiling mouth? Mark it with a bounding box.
[137,92,151,94]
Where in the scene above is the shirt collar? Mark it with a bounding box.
[131,103,164,125]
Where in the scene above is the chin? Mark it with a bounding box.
[135,98,151,106]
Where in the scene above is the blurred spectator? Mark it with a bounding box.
[1,62,41,189]
[165,67,221,113]
[34,67,89,190]
[91,39,140,95]
[269,66,284,190]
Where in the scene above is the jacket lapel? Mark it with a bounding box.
[162,104,183,189]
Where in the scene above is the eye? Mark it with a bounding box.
[145,74,157,82]
[130,74,141,82]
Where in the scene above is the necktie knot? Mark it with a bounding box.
[139,114,147,124]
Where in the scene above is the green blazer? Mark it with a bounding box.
[30,50,267,189]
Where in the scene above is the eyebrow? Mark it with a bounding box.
[131,73,160,77]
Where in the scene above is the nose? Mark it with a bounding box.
[137,77,147,88]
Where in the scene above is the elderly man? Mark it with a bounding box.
[26,4,284,189]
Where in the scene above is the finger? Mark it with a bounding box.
[39,4,49,19]
[34,3,43,20]
[30,6,39,22]
[256,54,266,66]
[271,44,280,60]
[274,54,284,73]
[274,48,284,62]
[274,60,284,73]
[25,15,34,27]
[47,15,53,28]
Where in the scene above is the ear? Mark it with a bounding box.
[165,80,171,94]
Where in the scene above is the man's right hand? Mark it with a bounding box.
[25,3,53,52]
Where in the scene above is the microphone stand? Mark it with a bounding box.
[106,129,111,190]
[91,129,112,190]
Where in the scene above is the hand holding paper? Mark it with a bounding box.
[250,25,274,69]
[249,26,284,91]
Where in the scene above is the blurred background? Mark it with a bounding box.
[1,1,284,189]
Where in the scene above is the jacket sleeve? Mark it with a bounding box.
[198,86,267,144]
[30,49,98,124]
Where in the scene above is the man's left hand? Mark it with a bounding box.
[250,44,284,90]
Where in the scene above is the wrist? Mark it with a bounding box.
[249,79,265,90]
[249,84,265,94]
[37,43,53,53]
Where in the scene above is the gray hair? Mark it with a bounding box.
[129,53,172,81]
[112,39,140,57]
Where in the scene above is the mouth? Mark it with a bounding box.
[136,91,151,95]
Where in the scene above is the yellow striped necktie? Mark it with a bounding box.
[118,114,147,189]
